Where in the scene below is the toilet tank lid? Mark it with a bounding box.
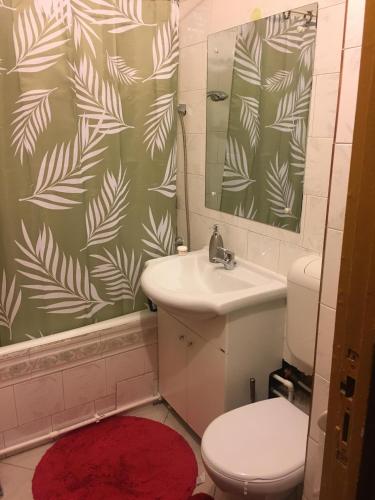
[288,255,322,291]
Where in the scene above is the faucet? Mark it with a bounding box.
[213,247,236,270]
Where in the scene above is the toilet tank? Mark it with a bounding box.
[286,255,322,374]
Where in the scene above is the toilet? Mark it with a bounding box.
[201,255,322,500]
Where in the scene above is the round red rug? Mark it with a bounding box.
[32,416,202,500]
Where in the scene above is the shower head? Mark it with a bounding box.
[207,90,229,102]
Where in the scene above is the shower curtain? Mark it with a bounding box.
[0,0,178,346]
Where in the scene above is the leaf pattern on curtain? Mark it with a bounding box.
[83,166,130,249]
[142,207,175,258]
[12,88,56,164]
[148,141,177,198]
[106,52,141,85]
[223,136,255,192]
[91,248,142,306]
[266,154,296,219]
[68,1,100,55]
[70,56,134,134]
[234,197,257,220]
[16,222,111,318]
[267,75,311,132]
[234,23,262,86]
[265,14,304,53]
[0,271,22,340]
[34,0,100,55]
[263,69,294,93]
[237,94,260,150]
[0,1,15,11]
[90,0,156,33]
[20,119,106,209]
[218,10,316,232]
[8,6,67,73]
[144,2,179,81]
[291,120,307,176]
[299,29,316,70]
[144,92,175,158]
[0,0,177,346]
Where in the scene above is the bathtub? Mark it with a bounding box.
[0,310,158,458]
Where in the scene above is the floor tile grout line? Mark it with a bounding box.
[0,461,35,472]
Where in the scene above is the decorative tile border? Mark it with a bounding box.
[0,311,157,388]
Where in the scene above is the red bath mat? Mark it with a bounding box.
[32,415,203,500]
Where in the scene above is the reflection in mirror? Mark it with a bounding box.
[205,5,318,233]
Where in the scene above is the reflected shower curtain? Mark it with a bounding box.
[0,0,178,346]
[220,12,316,232]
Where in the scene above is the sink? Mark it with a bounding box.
[141,248,286,319]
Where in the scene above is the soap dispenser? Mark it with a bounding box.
[209,224,224,262]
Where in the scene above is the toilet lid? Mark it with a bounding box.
[201,398,308,483]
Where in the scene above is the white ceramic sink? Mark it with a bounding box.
[141,248,286,319]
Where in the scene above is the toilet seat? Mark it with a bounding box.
[201,398,308,493]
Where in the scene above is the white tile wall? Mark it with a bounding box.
[14,373,64,425]
[4,417,52,448]
[106,349,145,393]
[314,3,346,75]
[179,43,207,93]
[304,437,322,500]
[336,46,362,143]
[95,394,116,416]
[0,387,17,433]
[320,228,344,309]
[177,0,346,277]
[309,375,330,443]
[246,232,280,272]
[63,360,107,409]
[315,305,336,382]
[180,0,212,48]
[327,144,352,230]
[302,196,328,253]
[345,0,366,48]
[117,372,156,407]
[311,73,340,138]
[52,402,95,431]
[304,138,333,198]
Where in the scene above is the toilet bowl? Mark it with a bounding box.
[201,398,309,500]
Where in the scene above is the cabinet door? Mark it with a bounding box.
[186,330,225,437]
[158,309,188,421]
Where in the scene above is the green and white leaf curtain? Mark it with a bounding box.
[220,11,317,231]
[0,0,178,346]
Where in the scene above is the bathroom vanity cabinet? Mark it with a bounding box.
[158,303,285,437]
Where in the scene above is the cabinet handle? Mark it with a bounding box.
[179,335,185,341]
[187,341,193,347]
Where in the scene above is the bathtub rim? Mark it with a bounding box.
[0,309,156,360]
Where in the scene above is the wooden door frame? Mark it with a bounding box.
[320,0,375,498]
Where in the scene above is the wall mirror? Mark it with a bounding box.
[205,4,318,233]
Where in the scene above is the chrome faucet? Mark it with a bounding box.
[213,247,236,270]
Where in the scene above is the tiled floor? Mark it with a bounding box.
[0,402,216,499]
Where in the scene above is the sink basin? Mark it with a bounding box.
[141,248,286,318]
